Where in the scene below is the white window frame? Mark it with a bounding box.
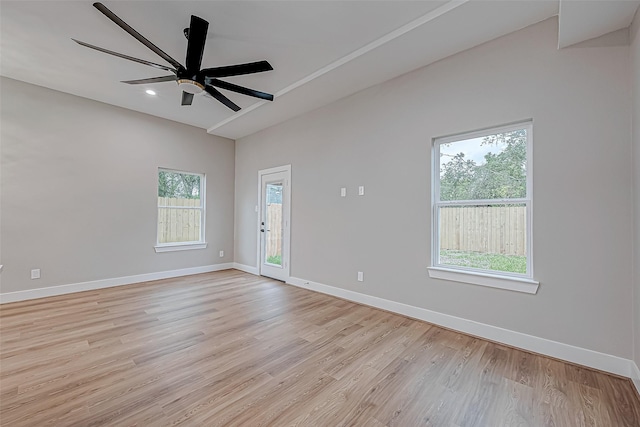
[428,121,539,294]
[154,168,207,253]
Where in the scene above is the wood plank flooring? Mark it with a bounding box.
[1,270,639,426]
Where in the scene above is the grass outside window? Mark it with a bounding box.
[439,250,526,274]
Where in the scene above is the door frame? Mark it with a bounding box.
[257,165,291,281]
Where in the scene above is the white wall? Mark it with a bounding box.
[631,11,640,370]
[1,77,235,294]
[235,18,634,358]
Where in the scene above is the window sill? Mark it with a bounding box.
[427,267,539,294]
[154,242,207,253]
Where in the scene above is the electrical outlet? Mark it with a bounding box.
[31,269,41,279]
[219,250,224,257]
[340,187,346,197]
[357,271,364,282]
[358,186,365,196]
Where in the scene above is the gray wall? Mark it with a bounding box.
[235,18,634,358]
[632,12,640,368]
[1,77,235,294]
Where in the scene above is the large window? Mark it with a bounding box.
[430,121,537,293]
[155,168,206,252]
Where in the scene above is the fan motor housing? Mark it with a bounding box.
[177,79,204,94]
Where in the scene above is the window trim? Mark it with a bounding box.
[427,267,539,294]
[430,121,537,293]
[154,242,207,253]
[155,168,206,252]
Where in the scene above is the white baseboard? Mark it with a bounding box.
[232,262,259,275]
[287,276,636,379]
[0,263,235,304]
[632,361,640,396]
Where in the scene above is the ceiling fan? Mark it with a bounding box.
[73,2,274,112]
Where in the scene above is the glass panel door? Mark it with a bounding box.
[259,168,290,281]
[264,182,283,266]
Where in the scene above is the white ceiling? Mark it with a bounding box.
[559,0,640,48]
[1,1,638,140]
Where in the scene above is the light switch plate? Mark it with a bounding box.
[341,187,346,197]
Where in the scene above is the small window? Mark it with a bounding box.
[156,168,206,251]
[430,121,535,290]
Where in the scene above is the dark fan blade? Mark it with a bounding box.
[208,79,273,101]
[93,2,183,70]
[199,60,273,78]
[72,39,176,73]
[181,91,194,106]
[204,85,240,111]
[185,16,208,71]
[122,75,177,84]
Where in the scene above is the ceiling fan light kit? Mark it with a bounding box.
[177,79,205,95]
[73,2,274,112]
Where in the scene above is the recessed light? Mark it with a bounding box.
[145,89,156,96]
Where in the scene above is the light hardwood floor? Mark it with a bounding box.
[1,270,639,426]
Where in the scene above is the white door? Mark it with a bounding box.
[259,166,290,281]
